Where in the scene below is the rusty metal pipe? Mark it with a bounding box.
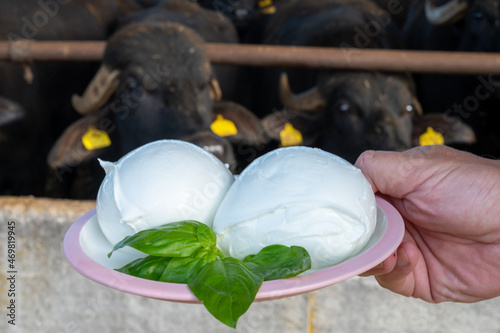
[0,40,105,62]
[1,40,500,74]
[208,44,500,75]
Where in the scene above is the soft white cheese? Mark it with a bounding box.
[212,146,376,271]
[96,139,234,247]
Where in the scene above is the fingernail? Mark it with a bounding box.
[374,262,384,270]
[396,246,410,267]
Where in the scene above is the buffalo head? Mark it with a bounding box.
[266,71,423,163]
[71,22,222,154]
[263,72,476,162]
[424,0,500,53]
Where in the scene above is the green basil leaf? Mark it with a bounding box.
[243,245,311,281]
[115,256,173,281]
[159,251,218,284]
[108,220,205,258]
[196,223,217,251]
[188,257,264,328]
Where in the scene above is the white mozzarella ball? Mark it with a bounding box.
[212,146,376,271]
[96,139,234,246]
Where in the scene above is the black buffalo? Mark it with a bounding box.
[403,0,500,157]
[47,22,262,198]
[263,91,477,157]
[251,0,425,163]
[47,22,221,198]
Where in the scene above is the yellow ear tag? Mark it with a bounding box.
[419,127,444,146]
[261,5,276,14]
[82,126,112,150]
[257,0,273,7]
[210,114,238,137]
[280,123,303,147]
[257,0,276,14]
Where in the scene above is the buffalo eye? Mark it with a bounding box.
[125,77,139,92]
[335,100,352,113]
[404,104,415,114]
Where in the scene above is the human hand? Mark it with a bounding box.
[355,145,500,303]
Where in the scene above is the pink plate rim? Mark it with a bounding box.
[63,195,404,303]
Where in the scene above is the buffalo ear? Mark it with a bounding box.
[261,110,321,147]
[412,113,476,147]
[47,109,115,170]
[261,111,289,141]
[211,101,267,145]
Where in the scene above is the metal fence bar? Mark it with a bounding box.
[1,40,500,74]
[0,41,105,62]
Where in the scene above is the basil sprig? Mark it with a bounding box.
[108,220,311,328]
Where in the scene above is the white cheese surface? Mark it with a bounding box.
[96,139,234,247]
[212,146,376,271]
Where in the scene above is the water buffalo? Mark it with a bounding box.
[46,22,220,198]
[0,0,118,195]
[263,93,477,158]
[47,22,262,198]
[261,72,428,163]
[251,0,423,163]
[402,0,500,157]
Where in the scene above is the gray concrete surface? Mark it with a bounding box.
[1,196,499,333]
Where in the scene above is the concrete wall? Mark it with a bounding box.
[1,196,500,333]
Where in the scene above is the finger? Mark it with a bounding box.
[358,250,397,277]
[354,147,433,198]
[358,239,414,277]
[375,242,419,297]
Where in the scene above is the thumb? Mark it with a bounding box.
[354,148,430,198]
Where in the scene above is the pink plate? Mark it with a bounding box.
[63,196,404,303]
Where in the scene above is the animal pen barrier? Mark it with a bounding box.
[0,39,499,199]
[0,40,500,74]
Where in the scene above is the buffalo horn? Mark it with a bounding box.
[413,97,423,116]
[71,65,120,115]
[279,72,326,112]
[209,78,222,101]
[425,0,468,26]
